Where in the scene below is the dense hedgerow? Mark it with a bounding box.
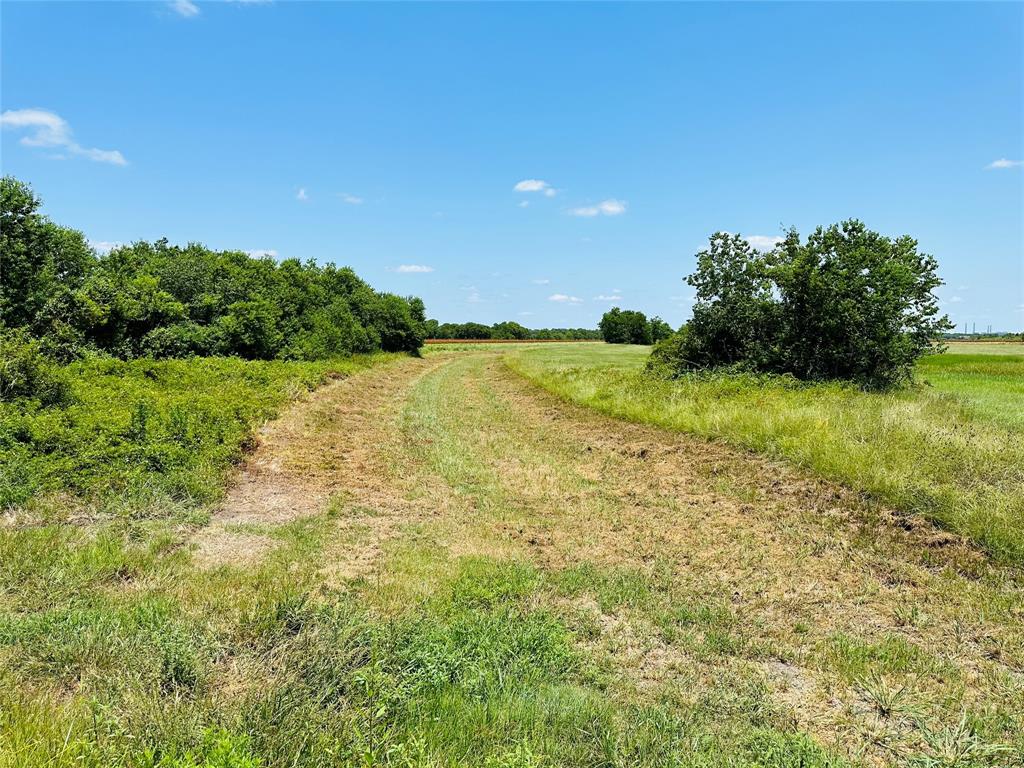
[650,222,952,389]
[1,176,425,362]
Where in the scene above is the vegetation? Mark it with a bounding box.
[0,347,395,511]
[598,308,672,345]
[652,223,952,389]
[1,176,425,362]
[3,342,1021,767]
[509,343,1024,565]
[425,319,601,341]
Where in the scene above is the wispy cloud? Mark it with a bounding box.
[514,179,557,197]
[169,0,200,17]
[946,296,964,304]
[593,294,622,301]
[549,293,583,304]
[296,187,309,201]
[466,287,484,303]
[744,234,784,250]
[986,158,1022,170]
[569,199,627,217]
[517,200,530,208]
[89,240,123,254]
[339,193,363,205]
[1,108,127,165]
[531,278,550,285]
[247,249,278,259]
[393,264,434,273]
[518,311,534,316]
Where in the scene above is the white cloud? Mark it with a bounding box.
[593,294,622,301]
[514,179,556,196]
[467,288,484,303]
[89,240,123,254]
[246,249,278,259]
[393,264,434,273]
[1,108,127,165]
[744,234,784,250]
[518,200,529,208]
[549,293,583,304]
[569,199,627,217]
[339,193,363,205]
[986,158,1022,170]
[531,278,550,285]
[169,0,200,17]
[296,187,309,201]
[947,296,964,303]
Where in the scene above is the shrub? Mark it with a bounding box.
[0,330,71,406]
[652,222,952,389]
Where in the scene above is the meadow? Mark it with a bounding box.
[2,343,1022,767]
[508,342,1024,565]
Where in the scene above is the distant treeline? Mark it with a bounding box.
[425,320,601,341]
[0,177,426,362]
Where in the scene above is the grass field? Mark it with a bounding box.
[2,346,1022,767]
[508,343,1024,566]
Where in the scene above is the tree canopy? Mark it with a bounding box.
[599,308,671,345]
[0,177,426,362]
[650,222,952,388]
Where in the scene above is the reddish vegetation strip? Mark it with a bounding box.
[424,338,603,344]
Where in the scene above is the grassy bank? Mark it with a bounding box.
[507,344,1024,565]
[0,354,397,517]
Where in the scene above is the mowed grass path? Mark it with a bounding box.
[508,343,1024,565]
[4,349,1022,767]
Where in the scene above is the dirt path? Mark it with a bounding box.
[191,355,445,568]
[192,349,1024,765]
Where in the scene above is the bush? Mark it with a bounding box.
[0,331,71,407]
[653,222,952,389]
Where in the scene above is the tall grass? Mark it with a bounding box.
[508,345,1024,565]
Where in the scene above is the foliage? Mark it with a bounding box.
[0,353,392,509]
[652,223,953,388]
[599,307,653,344]
[0,176,425,361]
[426,320,602,341]
[0,330,71,407]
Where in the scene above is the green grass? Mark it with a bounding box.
[0,353,396,513]
[3,346,1020,766]
[507,343,1024,565]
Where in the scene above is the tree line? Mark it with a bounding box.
[1,177,426,364]
[425,320,601,341]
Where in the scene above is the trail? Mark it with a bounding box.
[194,349,1024,764]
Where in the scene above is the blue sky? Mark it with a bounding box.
[2,2,1022,330]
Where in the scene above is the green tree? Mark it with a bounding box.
[492,321,530,339]
[0,177,92,330]
[652,222,952,388]
[599,308,651,344]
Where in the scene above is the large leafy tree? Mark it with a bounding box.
[652,221,952,388]
[599,307,652,344]
[0,176,92,330]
